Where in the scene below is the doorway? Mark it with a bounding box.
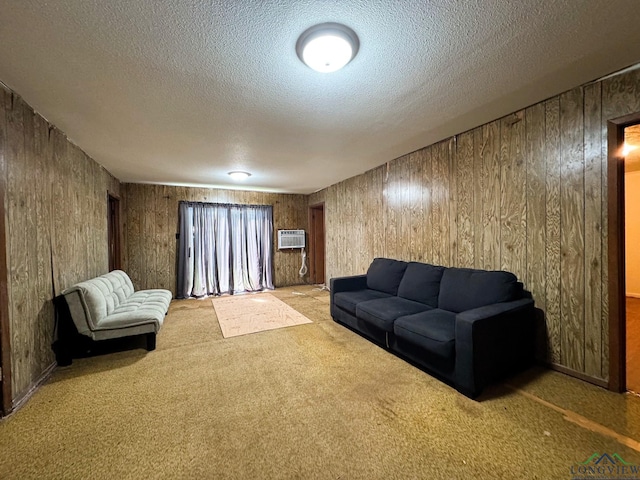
[624,125,640,393]
[108,194,121,271]
[308,203,325,285]
[608,112,640,392]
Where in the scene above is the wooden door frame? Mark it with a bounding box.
[0,234,8,416]
[108,192,122,271]
[0,154,10,415]
[608,111,640,392]
[0,101,10,415]
[308,202,325,285]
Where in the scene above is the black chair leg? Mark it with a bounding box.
[146,332,157,351]
[54,339,73,366]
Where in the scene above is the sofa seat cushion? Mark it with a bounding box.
[394,309,456,360]
[121,290,172,314]
[99,310,164,330]
[357,297,432,332]
[97,289,173,331]
[438,267,520,313]
[333,289,393,315]
[397,262,445,307]
[366,258,408,295]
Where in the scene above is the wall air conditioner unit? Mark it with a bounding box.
[278,229,305,249]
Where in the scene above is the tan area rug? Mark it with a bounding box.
[212,292,312,338]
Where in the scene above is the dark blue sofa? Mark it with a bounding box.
[330,258,536,398]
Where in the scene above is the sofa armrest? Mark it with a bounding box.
[330,275,368,293]
[62,288,97,336]
[454,298,535,397]
[330,275,367,318]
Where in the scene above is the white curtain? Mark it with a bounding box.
[177,202,274,298]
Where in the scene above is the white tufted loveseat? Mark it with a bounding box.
[61,270,172,352]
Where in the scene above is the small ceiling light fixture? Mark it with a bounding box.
[296,22,359,73]
[228,171,251,181]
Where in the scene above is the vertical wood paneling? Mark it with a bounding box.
[0,86,11,413]
[386,160,399,260]
[448,138,457,266]
[22,103,38,385]
[456,131,474,268]
[143,185,157,288]
[6,94,28,395]
[372,166,384,259]
[126,184,142,289]
[326,185,337,279]
[311,68,640,384]
[584,83,603,378]
[545,97,562,364]
[345,177,356,271]
[399,154,412,261]
[2,89,118,403]
[357,173,368,270]
[421,147,433,263]
[481,120,501,270]
[123,185,309,292]
[472,127,484,269]
[22,108,38,347]
[559,88,585,372]
[525,104,546,306]
[525,102,547,361]
[432,141,449,265]
[33,113,53,380]
[409,152,424,262]
[51,129,65,292]
[337,181,346,274]
[157,185,173,291]
[500,112,526,278]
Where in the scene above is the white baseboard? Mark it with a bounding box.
[627,292,640,298]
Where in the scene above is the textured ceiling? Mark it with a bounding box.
[1,1,640,194]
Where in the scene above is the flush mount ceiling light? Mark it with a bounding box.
[296,22,359,73]
[228,171,251,181]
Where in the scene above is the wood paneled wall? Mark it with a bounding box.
[121,184,308,294]
[310,68,640,383]
[0,86,120,405]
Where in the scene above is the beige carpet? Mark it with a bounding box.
[213,291,312,338]
[1,285,640,479]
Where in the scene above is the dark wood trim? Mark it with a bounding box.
[0,93,11,416]
[607,111,640,393]
[108,192,122,271]
[308,202,325,284]
[307,206,315,282]
[548,362,609,389]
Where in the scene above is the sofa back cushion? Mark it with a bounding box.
[62,270,136,332]
[397,262,445,307]
[438,267,519,313]
[366,258,408,295]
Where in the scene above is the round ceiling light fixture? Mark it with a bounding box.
[296,23,359,73]
[228,171,251,181]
